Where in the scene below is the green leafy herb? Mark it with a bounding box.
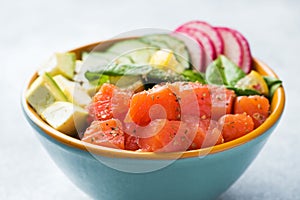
[84,64,152,81]
[84,72,109,86]
[100,63,153,76]
[85,71,102,82]
[205,59,225,85]
[144,67,186,82]
[182,70,206,83]
[98,75,110,86]
[226,86,260,96]
[220,56,246,86]
[206,56,246,86]
[85,63,186,84]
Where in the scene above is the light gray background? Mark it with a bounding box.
[0,0,299,199]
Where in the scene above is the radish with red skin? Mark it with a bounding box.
[230,29,252,73]
[215,27,244,68]
[171,32,205,71]
[175,20,224,55]
[176,27,217,71]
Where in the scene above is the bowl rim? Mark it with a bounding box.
[22,39,285,160]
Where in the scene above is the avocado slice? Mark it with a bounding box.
[53,75,92,107]
[26,73,67,115]
[49,52,76,79]
[41,101,88,136]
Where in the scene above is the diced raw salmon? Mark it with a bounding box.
[234,95,270,128]
[88,83,132,122]
[218,114,254,142]
[127,85,180,126]
[82,118,125,149]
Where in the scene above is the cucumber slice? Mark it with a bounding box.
[82,51,118,62]
[126,48,158,64]
[140,39,169,49]
[107,39,151,55]
[141,34,190,69]
[81,51,119,73]
[83,51,133,66]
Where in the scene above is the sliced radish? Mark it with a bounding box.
[176,28,216,72]
[171,31,205,71]
[215,27,243,68]
[230,29,252,73]
[175,20,224,55]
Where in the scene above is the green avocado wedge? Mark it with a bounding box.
[49,53,76,79]
[26,73,67,115]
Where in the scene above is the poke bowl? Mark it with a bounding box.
[22,21,285,200]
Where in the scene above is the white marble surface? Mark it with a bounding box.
[0,0,299,199]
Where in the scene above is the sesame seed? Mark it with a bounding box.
[258,104,262,109]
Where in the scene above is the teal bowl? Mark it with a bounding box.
[21,40,285,200]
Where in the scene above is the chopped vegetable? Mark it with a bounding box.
[54,53,76,79]
[141,34,190,69]
[182,69,206,83]
[235,70,269,96]
[175,20,224,57]
[85,63,187,84]
[53,75,91,107]
[26,73,67,114]
[41,101,88,136]
[149,50,182,73]
[175,27,216,70]
[206,55,246,86]
[263,76,283,98]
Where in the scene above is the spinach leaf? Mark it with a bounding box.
[84,72,109,86]
[205,57,226,85]
[84,64,152,81]
[182,70,206,83]
[84,63,186,84]
[144,68,186,82]
[102,63,153,76]
[98,75,110,86]
[220,56,246,86]
[205,55,246,86]
[85,71,103,82]
[226,86,260,96]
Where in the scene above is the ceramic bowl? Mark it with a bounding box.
[21,39,285,200]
